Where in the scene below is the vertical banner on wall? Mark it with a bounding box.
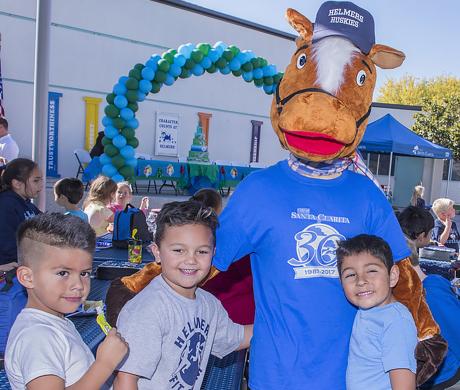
[83,96,102,151]
[46,92,63,177]
[155,112,179,157]
[198,112,212,146]
[250,120,263,163]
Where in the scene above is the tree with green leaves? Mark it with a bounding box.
[377,76,460,158]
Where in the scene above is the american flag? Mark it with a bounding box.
[0,33,4,118]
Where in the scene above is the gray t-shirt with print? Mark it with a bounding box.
[117,275,244,390]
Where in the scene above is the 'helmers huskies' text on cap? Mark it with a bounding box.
[312,1,375,54]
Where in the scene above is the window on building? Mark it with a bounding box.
[443,159,460,181]
[360,152,395,176]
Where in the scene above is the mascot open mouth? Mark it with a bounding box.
[282,130,345,155]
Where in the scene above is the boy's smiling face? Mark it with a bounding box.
[152,224,214,299]
[18,240,93,317]
[340,252,399,310]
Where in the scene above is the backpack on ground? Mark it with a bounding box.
[0,269,27,355]
[112,204,152,248]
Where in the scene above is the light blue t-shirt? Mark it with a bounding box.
[347,302,417,390]
[64,209,88,223]
[214,160,411,390]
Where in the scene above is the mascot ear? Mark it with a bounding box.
[286,8,313,41]
[369,44,406,69]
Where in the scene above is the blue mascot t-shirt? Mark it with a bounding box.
[214,160,410,390]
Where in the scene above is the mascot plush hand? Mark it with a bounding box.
[106,1,446,388]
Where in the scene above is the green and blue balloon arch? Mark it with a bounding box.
[99,41,283,182]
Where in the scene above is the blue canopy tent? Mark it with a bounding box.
[358,114,453,192]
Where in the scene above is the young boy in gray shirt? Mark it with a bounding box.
[114,201,253,390]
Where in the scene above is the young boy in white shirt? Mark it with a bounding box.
[114,200,253,390]
[5,213,128,389]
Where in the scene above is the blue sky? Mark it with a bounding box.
[186,0,460,97]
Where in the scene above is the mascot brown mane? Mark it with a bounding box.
[106,3,447,387]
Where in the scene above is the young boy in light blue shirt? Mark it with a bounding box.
[54,178,88,222]
[337,234,417,390]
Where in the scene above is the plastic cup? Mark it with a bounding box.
[128,239,142,263]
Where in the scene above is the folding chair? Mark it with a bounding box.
[74,149,92,179]
[201,349,248,390]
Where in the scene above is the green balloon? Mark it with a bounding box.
[215,58,228,69]
[154,70,167,83]
[157,59,170,73]
[260,58,268,67]
[151,82,162,93]
[112,154,126,169]
[184,58,196,70]
[241,62,253,72]
[104,104,119,118]
[104,144,118,157]
[251,58,261,68]
[197,43,211,56]
[126,90,138,103]
[162,52,175,64]
[112,118,126,129]
[254,78,264,87]
[134,63,144,71]
[125,77,139,90]
[121,128,135,139]
[167,48,177,56]
[232,69,242,77]
[179,68,191,78]
[106,93,115,104]
[101,137,112,146]
[273,73,283,84]
[129,68,142,80]
[127,137,139,148]
[191,49,204,63]
[223,50,234,61]
[127,101,138,112]
[263,76,274,85]
[206,64,217,73]
[119,165,135,178]
[229,45,240,56]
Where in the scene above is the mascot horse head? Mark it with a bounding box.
[271,1,405,162]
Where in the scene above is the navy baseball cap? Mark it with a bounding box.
[312,1,375,54]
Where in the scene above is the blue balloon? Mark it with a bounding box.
[126,157,138,168]
[112,134,127,149]
[112,173,125,183]
[118,76,129,84]
[114,95,128,109]
[99,153,112,166]
[113,83,127,95]
[164,74,175,86]
[178,44,192,58]
[120,145,135,159]
[120,107,134,121]
[208,49,219,63]
[145,58,158,71]
[200,57,212,69]
[242,72,253,82]
[141,66,155,81]
[229,58,241,71]
[104,126,118,139]
[263,84,273,94]
[192,64,204,76]
[169,63,182,78]
[102,163,117,177]
[139,79,152,93]
[253,68,263,79]
[173,54,186,67]
[245,50,255,60]
[136,91,146,102]
[127,118,139,129]
[236,52,247,64]
[102,116,113,127]
[213,41,227,54]
[219,66,231,75]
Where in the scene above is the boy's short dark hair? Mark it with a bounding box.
[397,206,435,240]
[54,178,85,205]
[154,201,218,246]
[17,213,96,265]
[336,234,394,277]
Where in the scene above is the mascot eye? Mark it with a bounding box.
[356,70,366,86]
[296,54,307,69]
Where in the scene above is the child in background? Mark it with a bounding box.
[431,198,460,255]
[83,176,117,236]
[410,185,426,209]
[54,178,88,222]
[398,206,460,389]
[114,201,252,390]
[336,234,417,390]
[0,158,42,269]
[5,213,128,389]
[109,181,149,214]
[190,188,223,215]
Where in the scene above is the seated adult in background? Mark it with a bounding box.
[89,131,104,158]
[398,206,460,389]
[0,118,19,164]
[431,198,460,256]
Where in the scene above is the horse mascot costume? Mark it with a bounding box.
[107,2,447,388]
